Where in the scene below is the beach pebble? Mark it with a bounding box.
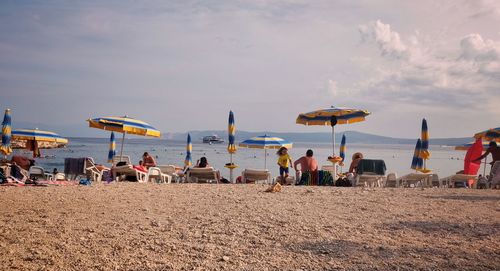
[221,256,230,262]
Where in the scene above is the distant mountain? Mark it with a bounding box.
[164,130,471,146]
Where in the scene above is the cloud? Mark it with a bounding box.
[355,20,500,113]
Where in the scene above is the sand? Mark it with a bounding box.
[0,183,498,271]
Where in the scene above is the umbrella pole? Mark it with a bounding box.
[331,126,337,179]
[119,133,125,159]
[483,156,487,176]
[229,153,234,183]
[264,148,267,169]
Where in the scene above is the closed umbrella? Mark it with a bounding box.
[87,116,161,159]
[0,109,12,156]
[239,135,292,169]
[184,133,192,168]
[339,134,346,168]
[226,111,237,182]
[420,118,431,173]
[108,132,116,163]
[411,139,423,171]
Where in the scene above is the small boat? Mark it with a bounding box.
[202,135,225,144]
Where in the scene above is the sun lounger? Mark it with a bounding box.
[85,158,109,182]
[29,166,53,180]
[354,159,386,187]
[397,173,435,188]
[186,167,219,183]
[158,165,182,183]
[112,155,131,166]
[384,173,397,187]
[439,174,478,188]
[147,167,171,184]
[53,172,66,181]
[113,165,147,182]
[241,169,271,184]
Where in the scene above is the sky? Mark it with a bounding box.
[1,0,499,138]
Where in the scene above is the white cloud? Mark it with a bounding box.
[359,20,409,59]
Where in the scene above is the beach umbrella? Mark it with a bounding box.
[108,132,116,163]
[0,109,12,156]
[184,133,192,168]
[228,111,236,155]
[226,111,237,182]
[87,116,161,159]
[11,129,68,158]
[474,127,500,142]
[454,141,489,151]
[411,139,423,171]
[420,118,431,173]
[296,106,370,177]
[339,134,346,166]
[239,135,292,169]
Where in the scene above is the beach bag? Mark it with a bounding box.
[335,177,352,187]
[79,178,92,186]
[220,178,230,184]
[102,170,113,183]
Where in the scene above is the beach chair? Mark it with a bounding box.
[354,159,386,187]
[186,167,219,183]
[158,165,182,183]
[397,173,434,188]
[29,166,53,180]
[53,172,66,181]
[241,169,271,184]
[113,165,148,182]
[384,173,397,187]
[147,167,171,184]
[85,158,110,182]
[430,174,442,187]
[112,155,131,166]
[439,174,478,188]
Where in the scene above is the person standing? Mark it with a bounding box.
[277,147,293,182]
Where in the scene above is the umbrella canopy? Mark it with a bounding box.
[420,119,430,159]
[88,116,160,137]
[11,129,68,158]
[108,132,116,163]
[411,139,423,171]
[87,116,160,158]
[339,134,346,163]
[12,129,68,144]
[239,135,292,149]
[454,141,489,151]
[1,109,12,156]
[474,127,500,142]
[184,133,192,167]
[239,135,292,169]
[227,111,236,154]
[296,107,370,126]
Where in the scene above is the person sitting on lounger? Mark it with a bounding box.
[293,149,318,172]
[349,152,364,173]
[133,160,148,173]
[142,152,157,168]
[195,157,223,182]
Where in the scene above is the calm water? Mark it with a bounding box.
[14,137,487,179]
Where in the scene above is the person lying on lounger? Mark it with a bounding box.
[142,152,157,168]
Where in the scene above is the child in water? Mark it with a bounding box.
[277,147,293,182]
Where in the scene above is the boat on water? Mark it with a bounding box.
[202,135,225,144]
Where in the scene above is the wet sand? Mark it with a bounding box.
[0,183,499,270]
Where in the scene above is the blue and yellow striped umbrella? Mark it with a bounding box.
[239,135,292,169]
[12,129,68,144]
[227,111,236,154]
[474,127,500,142]
[0,109,12,156]
[87,116,161,137]
[108,132,116,163]
[411,139,423,171]
[339,134,346,163]
[296,107,370,126]
[88,116,160,158]
[184,133,192,167]
[420,119,430,160]
[239,135,293,149]
[454,141,489,151]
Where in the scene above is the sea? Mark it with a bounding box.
[16,137,488,180]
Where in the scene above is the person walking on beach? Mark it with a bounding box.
[142,152,156,168]
[277,147,293,183]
